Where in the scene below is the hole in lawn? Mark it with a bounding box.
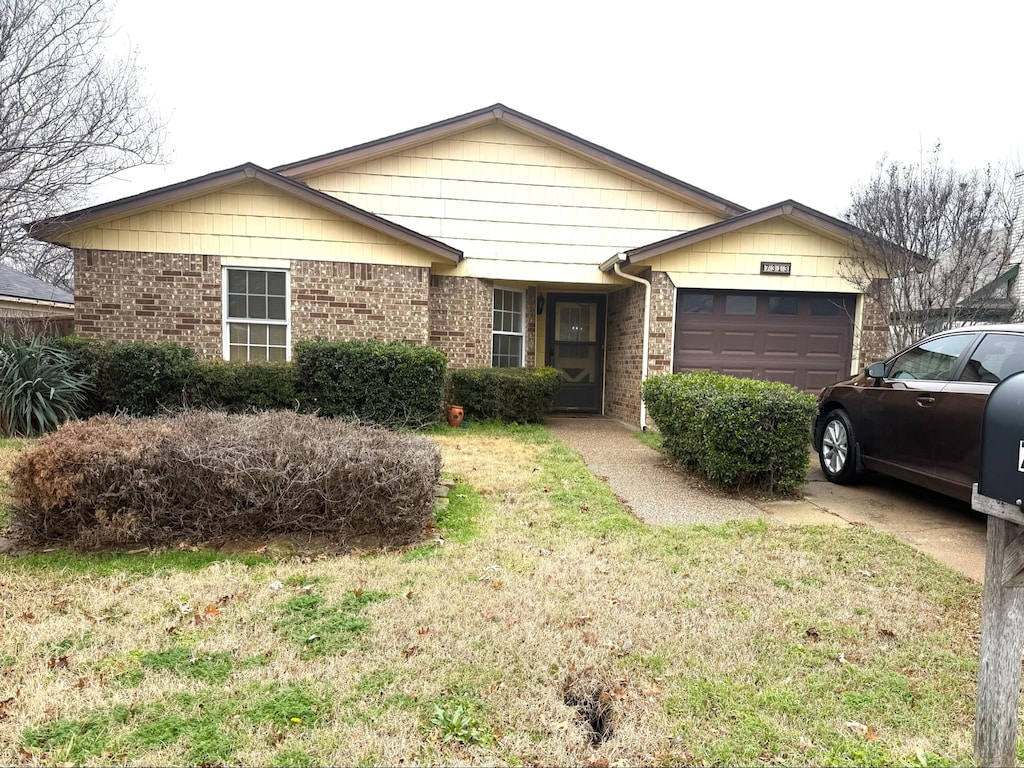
[563,686,615,746]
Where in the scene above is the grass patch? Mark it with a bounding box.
[634,428,664,452]
[275,589,389,658]
[21,684,327,766]
[1,549,271,576]
[138,647,237,685]
[434,482,482,544]
[2,422,987,766]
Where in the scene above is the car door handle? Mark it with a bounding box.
[916,396,936,407]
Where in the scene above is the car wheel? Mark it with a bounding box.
[818,409,859,484]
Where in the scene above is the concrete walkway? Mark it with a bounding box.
[547,415,763,526]
[546,415,986,581]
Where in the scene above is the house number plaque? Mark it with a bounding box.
[760,261,792,275]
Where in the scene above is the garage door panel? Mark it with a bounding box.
[764,332,800,354]
[674,290,855,391]
[763,369,799,386]
[721,331,757,353]
[720,367,757,379]
[806,369,846,390]
[806,333,844,355]
[678,330,714,354]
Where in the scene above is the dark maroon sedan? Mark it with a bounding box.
[814,324,1024,502]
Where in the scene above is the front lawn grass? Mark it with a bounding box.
[0,423,986,766]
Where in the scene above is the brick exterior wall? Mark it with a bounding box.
[73,249,223,358]
[74,251,435,358]
[605,281,645,426]
[428,275,493,368]
[648,271,676,380]
[426,277,537,369]
[604,270,676,427]
[859,287,891,368]
[290,261,430,344]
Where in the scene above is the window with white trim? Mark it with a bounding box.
[492,287,524,367]
[223,268,289,361]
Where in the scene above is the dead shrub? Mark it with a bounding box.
[9,411,441,548]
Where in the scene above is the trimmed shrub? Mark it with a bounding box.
[51,335,107,417]
[448,366,562,423]
[643,372,817,494]
[187,360,299,413]
[294,339,447,427]
[98,341,198,416]
[10,411,442,548]
[0,336,91,437]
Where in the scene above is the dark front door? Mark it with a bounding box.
[547,294,605,413]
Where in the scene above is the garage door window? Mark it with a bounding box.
[767,296,799,315]
[681,293,713,313]
[725,295,756,315]
[810,298,844,316]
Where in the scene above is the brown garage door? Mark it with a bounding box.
[674,290,856,391]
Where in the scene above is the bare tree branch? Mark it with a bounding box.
[841,146,1022,352]
[0,0,165,289]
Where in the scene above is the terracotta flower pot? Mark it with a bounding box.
[447,405,464,428]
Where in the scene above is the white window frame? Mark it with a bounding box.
[221,267,291,362]
[492,286,525,368]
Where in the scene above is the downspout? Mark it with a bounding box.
[600,252,651,430]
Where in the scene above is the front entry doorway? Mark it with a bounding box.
[546,294,605,413]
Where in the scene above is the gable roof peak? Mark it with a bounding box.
[273,104,748,218]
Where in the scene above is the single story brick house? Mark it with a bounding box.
[28,104,889,426]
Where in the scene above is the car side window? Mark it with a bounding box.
[961,333,1024,383]
[887,334,975,381]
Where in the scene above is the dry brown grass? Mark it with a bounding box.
[0,425,985,766]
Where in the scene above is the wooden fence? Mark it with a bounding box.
[0,316,74,339]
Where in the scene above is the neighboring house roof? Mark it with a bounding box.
[623,199,921,265]
[0,262,73,305]
[273,103,750,219]
[27,163,463,264]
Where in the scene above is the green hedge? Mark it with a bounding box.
[186,360,299,413]
[642,371,817,494]
[294,339,447,427]
[448,366,561,423]
[54,337,197,417]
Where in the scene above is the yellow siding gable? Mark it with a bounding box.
[645,217,863,294]
[305,122,724,272]
[64,179,438,268]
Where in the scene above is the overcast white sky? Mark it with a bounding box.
[93,0,1024,218]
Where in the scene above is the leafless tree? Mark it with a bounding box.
[842,146,1023,352]
[0,0,164,289]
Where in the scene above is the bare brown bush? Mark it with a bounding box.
[9,411,441,547]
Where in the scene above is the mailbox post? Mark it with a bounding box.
[972,372,1024,766]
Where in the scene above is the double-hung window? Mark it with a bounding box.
[223,268,289,361]
[492,287,524,367]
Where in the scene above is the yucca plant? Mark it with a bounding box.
[0,336,91,437]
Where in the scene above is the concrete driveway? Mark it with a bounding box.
[761,457,987,582]
[548,416,987,583]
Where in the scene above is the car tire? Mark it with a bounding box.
[818,409,859,484]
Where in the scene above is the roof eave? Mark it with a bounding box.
[27,164,462,264]
[624,199,921,267]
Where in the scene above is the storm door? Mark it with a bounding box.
[547,294,605,412]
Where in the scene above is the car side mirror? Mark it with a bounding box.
[867,361,886,381]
